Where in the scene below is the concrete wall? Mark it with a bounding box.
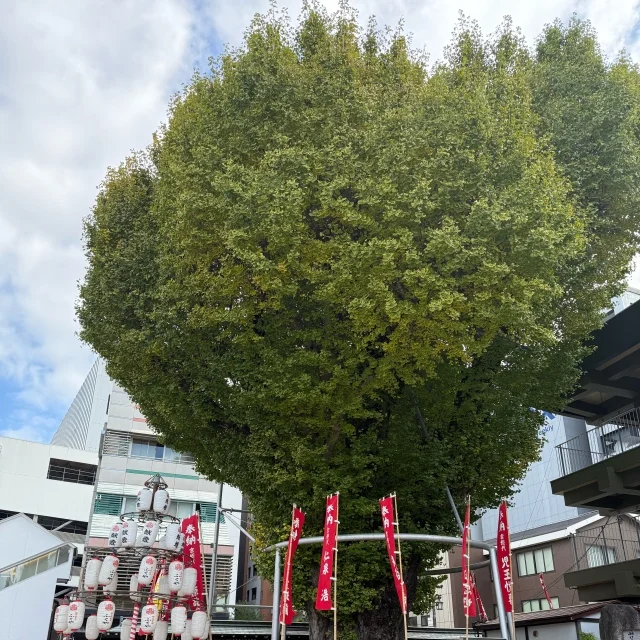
[0,517,73,640]
[486,623,577,640]
[0,437,97,523]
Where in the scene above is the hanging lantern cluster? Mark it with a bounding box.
[58,473,210,639]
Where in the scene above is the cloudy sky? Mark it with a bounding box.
[1,0,640,444]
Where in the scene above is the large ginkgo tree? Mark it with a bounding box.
[78,7,640,639]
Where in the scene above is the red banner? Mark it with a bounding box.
[539,573,554,609]
[380,497,407,614]
[497,501,514,614]
[461,499,476,617]
[181,514,206,610]
[315,494,339,611]
[280,506,305,625]
[472,574,487,622]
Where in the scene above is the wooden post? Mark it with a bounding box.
[198,517,214,640]
[392,493,408,640]
[280,506,296,640]
[465,495,470,640]
[333,493,340,640]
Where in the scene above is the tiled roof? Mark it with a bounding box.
[479,601,623,628]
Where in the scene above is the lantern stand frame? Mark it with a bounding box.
[265,533,511,640]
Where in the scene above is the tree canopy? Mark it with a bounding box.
[78,7,640,639]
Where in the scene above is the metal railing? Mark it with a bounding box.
[556,406,640,476]
[572,517,640,570]
[47,463,96,485]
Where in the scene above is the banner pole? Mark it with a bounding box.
[465,495,470,640]
[280,506,296,640]
[392,493,408,640]
[505,503,516,640]
[333,493,339,640]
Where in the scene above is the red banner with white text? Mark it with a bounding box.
[539,573,554,609]
[380,496,407,613]
[461,499,476,617]
[315,494,339,611]
[496,501,514,613]
[280,506,305,625]
[181,513,206,610]
[472,574,488,622]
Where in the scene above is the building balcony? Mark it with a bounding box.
[551,406,640,514]
[562,516,640,601]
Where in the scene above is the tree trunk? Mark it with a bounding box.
[307,605,333,640]
[354,553,421,640]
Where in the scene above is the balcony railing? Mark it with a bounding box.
[556,406,640,476]
[572,517,640,571]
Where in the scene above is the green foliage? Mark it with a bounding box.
[78,6,640,638]
[234,602,263,621]
[580,633,598,640]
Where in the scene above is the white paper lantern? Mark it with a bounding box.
[181,567,198,596]
[137,486,153,511]
[171,606,187,636]
[168,560,184,593]
[107,523,123,550]
[120,618,132,640]
[85,614,99,640]
[121,520,137,548]
[67,599,86,630]
[164,523,181,550]
[140,520,159,546]
[99,554,120,586]
[153,488,171,514]
[97,598,115,631]
[63,625,73,637]
[104,569,118,594]
[182,619,194,640]
[84,557,102,591]
[176,532,185,553]
[138,554,158,586]
[156,573,170,596]
[140,604,159,634]
[153,619,169,640]
[53,603,69,632]
[191,611,208,639]
[158,535,166,549]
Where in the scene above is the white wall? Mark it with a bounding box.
[0,437,97,523]
[0,517,73,640]
[487,622,578,640]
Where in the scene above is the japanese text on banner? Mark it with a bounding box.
[280,507,305,625]
[379,497,407,614]
[496,501,513,614]
[461,500,476,617]
[315,494,338,611]
[181,513,206,611]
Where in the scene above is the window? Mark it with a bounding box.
[251,587,257,601]
[420,615,430,626]
[516,547,554,576]
[587,545,617,568]
[47,459,97,485]
[408,617,418,626]
[198,503,222,524]
[129,438,194,464]
[0,546,72,593]
[93,493,123,516]
[37,516,88,535]
[247,590,251,601]
[522,597,559,612]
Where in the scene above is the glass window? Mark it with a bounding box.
[176,502,195,519]
[164,446,180,462]
[522,598,559,612]
[123,497,137,514]
[408,617,418,626]
[20,559,37,581]
[37,551,57,574]
[587,545,617,568]
[154,444,164,460]
[516,547,553,576]
[131,439,152,458]
[94,493,123,516]
[251,587,257,601]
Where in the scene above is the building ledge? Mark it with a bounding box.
[564,559,640,601]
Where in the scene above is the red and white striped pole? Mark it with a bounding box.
[129,603,140,640]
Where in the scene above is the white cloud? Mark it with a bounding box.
[1,0,639,443]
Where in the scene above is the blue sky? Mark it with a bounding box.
[1,0,640,444]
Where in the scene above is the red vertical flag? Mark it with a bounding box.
[315,494,339,611]
[181,514,206,610]
[496,501,514,614]
[461,498,476,617]
[279,506,305,625]
[471,574,487,623]
[379,497,407,614]
[539,573,554,609]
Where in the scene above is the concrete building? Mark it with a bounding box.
[0,514,74,640]
[0,436,98,587]
[50,358,244,611]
